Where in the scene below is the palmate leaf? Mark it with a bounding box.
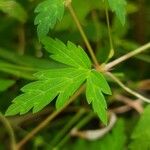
[129,105,150,150]
[34,0,64,39]
[6,37,111,124]
[107,0,127,25]
[86,70,111,124]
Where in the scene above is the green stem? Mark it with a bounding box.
[105,42,150,70]
[65,0,99,67]
[106,72,150,103]
[51,108,86,146]
[0,113,17,150]
[104,1,114,60]
[55,112,95,149]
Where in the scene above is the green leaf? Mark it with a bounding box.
[0,0,27,23]
[129,105,150,150]
[5,38,91,116]
[41,37,91,69]
[0,79,15,92]
[5,68,88,115]
[5,37,111,125]
[107,0,127,25]
[86,70,111,124]
[34,0,64,39]
[97,119,126,150]
[70,119,126,150]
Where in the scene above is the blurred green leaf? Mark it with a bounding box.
[107,0,127,25]
[68,119,126,150]
[0,0,27,23]
[0,48,63,70]
[34,0,64,39]
[0,79,15,92]
[129,105,150,150]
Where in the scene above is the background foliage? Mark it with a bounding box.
[0,0,150,149]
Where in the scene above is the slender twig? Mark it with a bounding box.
[106,72,150,103]
[111,105,132,114]
[16,85,85,149]
[105,42,150,70]
[51,109,85,146]
[18,25,25,55]
[116,95,143,113]
[0,113,17,150]
[65,0,99,66]
[55,112,95,149]
[104,1,114,60]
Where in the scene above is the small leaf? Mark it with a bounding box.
[107,0,127,25]
[41,37,91,69]
[129,105,150,150]
[34,0,64,39]
[0,0,27,23]
[90,70,112,95]
[0,79,15,92]
[86,70,111,124]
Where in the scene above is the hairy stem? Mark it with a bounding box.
[0,113,17,150]
[105,42,150,70]
[106,72,150,103]
[65,0,99,66]
[16,85,85,149]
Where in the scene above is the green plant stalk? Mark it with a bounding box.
[91,11,100,44]
[104,1,114,60]
[0,113,17,150]
[56,112,95,148]
[65,0,99,67]
[16,85,85,149]
[106,72,150,103]
[51,108,86,146]
[105,42,150,70]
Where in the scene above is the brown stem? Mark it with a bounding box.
[116,95,143,113]
[0,113,17,150]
